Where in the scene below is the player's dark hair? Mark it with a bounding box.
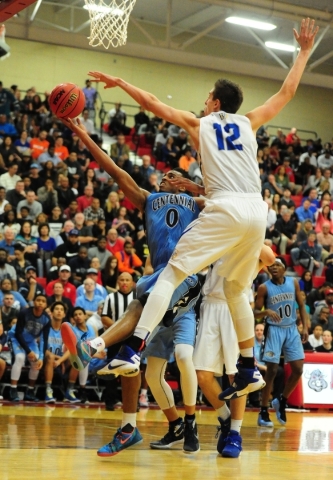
[173,167,190,180]
[34,293,48,302]
[73,306,86,315]
[50,301,68,313]
[213,79,243,114]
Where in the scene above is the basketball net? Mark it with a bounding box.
[84,0,136,49]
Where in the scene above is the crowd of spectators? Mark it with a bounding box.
[0,80,332,406]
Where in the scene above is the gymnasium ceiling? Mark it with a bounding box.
[3,0,333,88]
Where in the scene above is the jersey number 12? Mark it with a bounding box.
[213,123,243,151]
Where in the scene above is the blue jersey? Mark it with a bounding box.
[73,323,96,342]
[46,326,63,356]
[145,192,200,270]
[265,277,297,327]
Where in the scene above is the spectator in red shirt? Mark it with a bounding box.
[45,264,76,306]
[105,228,125,256]
[77,185,94,212]
[285,127,301,146]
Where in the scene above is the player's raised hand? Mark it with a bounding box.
[61,117,87,136]
[88,71,119,89]
[293,18,319,51]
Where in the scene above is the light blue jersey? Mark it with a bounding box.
[265,277,297,327]
[46,326,63,357]
[72,323,96,342]
[145,192,200,270]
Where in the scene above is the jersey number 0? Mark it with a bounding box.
[213,123,243,151]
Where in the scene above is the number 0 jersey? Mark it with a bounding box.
[265,276,297,327]
[145,192,200,271]
[199,112,261,196]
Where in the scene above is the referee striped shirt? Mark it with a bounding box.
[102,290,137,322]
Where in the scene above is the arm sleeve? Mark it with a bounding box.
[39,322,50,360]
[14,311,31,354]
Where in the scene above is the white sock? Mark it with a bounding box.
[121,413,137,429]
[217,403,230,421]
[89,337,105,353]
[140,389,147,396]
[240,347,253,358]
[231,419,243,433]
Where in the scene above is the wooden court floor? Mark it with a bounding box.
[1,403,332,480]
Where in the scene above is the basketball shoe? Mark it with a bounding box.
[221,430,242,458]
[257,409,274,427]
[64,389,80,403]
[183,416,200,454]
[24,389,39,402]
[272,396,287,425]
[150,419,184,449]
[219,366,266,400]
[61,323,96,371]
[45,388,56,404]
[216,416,231,454]
[9,387,19,402]
[97,425,143,457]
[98,345,141,378]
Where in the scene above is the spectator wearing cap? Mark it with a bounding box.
[76,268,107,299]
[88,235,111,269]
[17,190,42,221]
[18,265,45,304]
[52,228,80,265]
[75,278,104,317]
[45,265,76,306]
[0,247,17,289]
[6,180,26,210]
[28,162,44,192]
[68,246,91,287]
[0,164,22,191]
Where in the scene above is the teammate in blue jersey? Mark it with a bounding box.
[60,119,203,454]
[8,294,50,402]
[42,301,69,403]
[254,257,308,427]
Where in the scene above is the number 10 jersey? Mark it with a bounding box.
[199,111,261,196]
[265,276,297,327]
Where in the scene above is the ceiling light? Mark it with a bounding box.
[83,5,124,15]
[265,41,295,52]
[226,17,276,31]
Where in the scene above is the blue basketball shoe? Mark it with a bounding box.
[221,430,243,458]
[219,366,266,401]
[272,397,287,425]
[97,426,143,457]
[97,345,141,378]
[257,410,274,427]
[216,416,231,454]
[61,323,96,371]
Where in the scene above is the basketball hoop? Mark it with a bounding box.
[83,0,137,49]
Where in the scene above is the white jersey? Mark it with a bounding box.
[202,258,258,301]
[199,112,261,196]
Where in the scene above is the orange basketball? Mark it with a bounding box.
[49,83,86,119]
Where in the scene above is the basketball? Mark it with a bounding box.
[49,83,86,119]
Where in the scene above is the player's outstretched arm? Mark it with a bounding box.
[247,18,319,131]
[62,118,148,212]
[88,71,200,143]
